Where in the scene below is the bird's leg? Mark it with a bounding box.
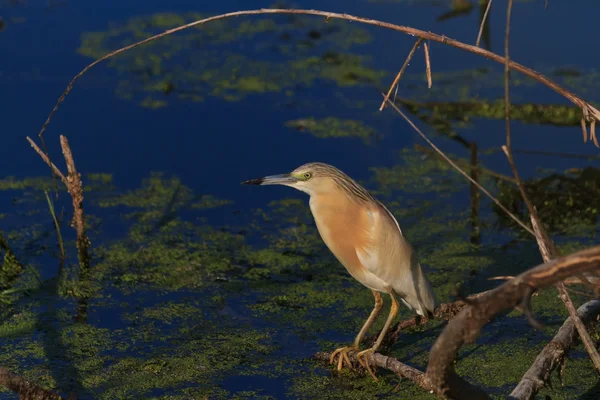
[329,290,383,371]
[356,289,399,381]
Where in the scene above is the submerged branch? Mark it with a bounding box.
[380,38,423,111]
[510,299,600,399]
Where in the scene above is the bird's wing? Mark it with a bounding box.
[355,201,405,275]
[376,200,403,236]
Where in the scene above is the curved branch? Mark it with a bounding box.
[37,8,600,139]
[425,245,600,398]
[510,299,600,400]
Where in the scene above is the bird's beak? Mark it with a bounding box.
[241,173,297,186]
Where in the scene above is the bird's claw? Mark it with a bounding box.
[356,348,379,381]
[329,345,358,371]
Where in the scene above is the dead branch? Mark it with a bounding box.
[424,245,600,398]
[380,38,423,110]
[510,299,600,400]
[36,8,600,140]
[59,136,90,275]
[26,137,68,185]
[27,135,91,322]
[424,42,432,89]
[59,136,91,322]
[0,367,67,400]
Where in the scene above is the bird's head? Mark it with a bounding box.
[241,162,339,196]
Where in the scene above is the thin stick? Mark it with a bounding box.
[26,137,68,185]
[380,38,423,111]
[504,0,513,154]
[384,96,536,236]
[476,0,493,47]
[424,42,432,88]
[35,8,600,140]
[44,190,65,277]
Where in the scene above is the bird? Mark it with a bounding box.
[242,162,436,379]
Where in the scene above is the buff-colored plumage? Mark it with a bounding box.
[242,162,436,379]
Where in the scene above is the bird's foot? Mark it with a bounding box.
[356,348,379,381]
[329,345,358,371]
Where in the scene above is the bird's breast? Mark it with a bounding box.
[309,196,373,279]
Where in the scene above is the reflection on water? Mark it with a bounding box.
[1,0,600,398]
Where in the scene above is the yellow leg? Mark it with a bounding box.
[356,289,399,381]
[330,290,383,371]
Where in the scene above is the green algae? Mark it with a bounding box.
[285,117,379,142]
[494,166,600,236]
[77,8,385,108]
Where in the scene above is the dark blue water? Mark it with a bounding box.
[2,0,600,398]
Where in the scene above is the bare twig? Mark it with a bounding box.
[36,8,600,140]
[425,245,600,398]
[28,135,91,322]
[380,38,423,111]
[424,42,432,88]
[0,367,66,400]
[476,0,493,47]
[385,97,535,236]
[26,137,68,185]
[510,299,600,399]
[44,190,65,277]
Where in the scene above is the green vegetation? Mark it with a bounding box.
[0,142,597,398]
[77,10,385,108]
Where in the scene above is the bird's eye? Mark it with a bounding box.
[303,172,312,180]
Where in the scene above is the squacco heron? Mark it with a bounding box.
[242,162,436,378]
